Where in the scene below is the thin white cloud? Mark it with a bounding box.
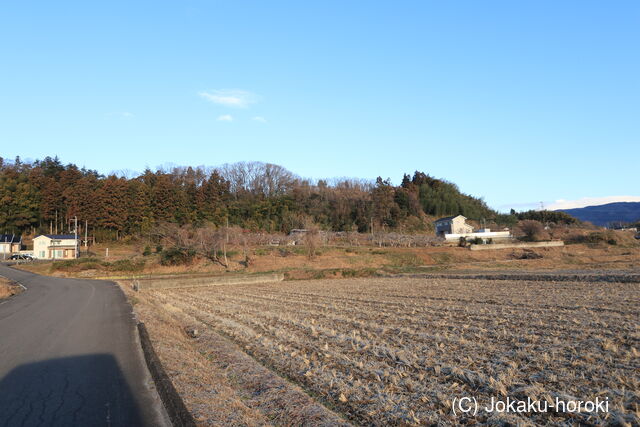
[106,111,134,119]
[252,116,267,123]
[199,89,259,108]
[547,196,640,210]
[217,114,234,122]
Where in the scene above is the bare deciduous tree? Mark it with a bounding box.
[155,223,229,268]
[304,220,321,259]
[217,161,297,197]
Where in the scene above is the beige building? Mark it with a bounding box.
[0,234,22,257]
[33,234,79,260]
[434,215,473,236]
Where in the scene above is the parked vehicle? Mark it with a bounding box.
[9,254,33,261]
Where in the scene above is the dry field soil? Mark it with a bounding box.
[128,276,639,426]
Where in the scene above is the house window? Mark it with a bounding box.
[40,251,45,258]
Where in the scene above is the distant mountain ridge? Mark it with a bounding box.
[558,202,640,226]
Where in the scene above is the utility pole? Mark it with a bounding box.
[85,220,88,249]
[73,216,78,258]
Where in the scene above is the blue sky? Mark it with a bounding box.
[1,1,638,211]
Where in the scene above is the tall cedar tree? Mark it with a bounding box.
[0,157,550,238]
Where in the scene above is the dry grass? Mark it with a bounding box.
[0,276,21,299]
[135,277,640,426]
[124,283,350,426]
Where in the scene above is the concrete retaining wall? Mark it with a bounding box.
[137,323,196,426]
[470,241,564,251]
[135,272,284,291]
[401,272,640,283]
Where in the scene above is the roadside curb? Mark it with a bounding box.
[137,322,197,427]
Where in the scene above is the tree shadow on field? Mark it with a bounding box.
[0,354,144,427]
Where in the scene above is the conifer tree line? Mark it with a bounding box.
[0,156,520,239]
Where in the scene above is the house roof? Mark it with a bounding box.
[0,234,21,243]
[434,215,466,223]
[35,234,77,240]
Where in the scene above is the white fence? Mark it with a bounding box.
[444,231,511,241]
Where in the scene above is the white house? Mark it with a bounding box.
[0,234,22,258]
[33,234,79,260]
[434,215,473,236]
[434,216,511,242]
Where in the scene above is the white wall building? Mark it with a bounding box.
[435,216,511,241]
[33,235,79,260]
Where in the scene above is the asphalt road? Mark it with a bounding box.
[0,265,170,427]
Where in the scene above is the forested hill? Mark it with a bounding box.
[0,156,499,238]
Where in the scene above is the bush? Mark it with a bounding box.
[312,270,327,279]
[514,249,543,259]
[142,246,152,256]
[278,248,291,257]
[50,257,145,273]
[50,258,105,272]
[107,259,146,272]
[254,247,273,256]
[155,245,163,253]
[225,250,239,258]
[516,220,549,242]
[566,231,620,246]
[160,247,196,266]
[340,268,379,278]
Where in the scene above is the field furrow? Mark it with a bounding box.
[153,277,639,426]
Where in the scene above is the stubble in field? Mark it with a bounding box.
[141,277,639,425]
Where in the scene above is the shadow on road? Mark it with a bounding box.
[0,354,144,427]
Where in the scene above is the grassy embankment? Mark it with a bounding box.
[15,228,640,280]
